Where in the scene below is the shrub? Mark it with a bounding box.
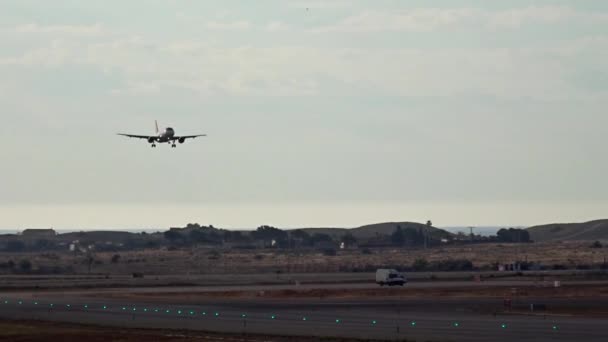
[322,248,337,256]
[412,258,429,271]
[6,241,25,252]
[208,250,221,260]
[19,259,32,273]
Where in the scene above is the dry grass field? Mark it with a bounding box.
[0,241,605,276]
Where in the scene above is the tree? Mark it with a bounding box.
[391,226,405,246]
[342,233,357,248]
[19,259,32,273]
[291,230,311,240]
[111,254,121,263]
[252,226,288,247]
[34,239,55,251]
[591,241,603,249]
[496,228,530,243]
[185,223,201,229]
[290,230,312,247]
[310,233,334,245]
[164,230,182,243]
[189,229,207,244]
[6,240,25,252]
[412,258,429,271]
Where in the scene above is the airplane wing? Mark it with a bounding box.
[171,134,207,140]
[117,133,154,139]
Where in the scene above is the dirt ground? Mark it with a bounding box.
[0,320,396,342]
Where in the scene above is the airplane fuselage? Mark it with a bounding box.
[153,127,175,143]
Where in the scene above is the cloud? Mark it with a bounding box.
[311,8,478,33]
[265,21,289,32]
[1,20,607,100]
[311,6,608,33]
[289,1,352,10]
[489,6,608,29]
[205,20,250,31]
[8,23,105,36]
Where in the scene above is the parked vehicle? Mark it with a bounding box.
[376,269,407,286]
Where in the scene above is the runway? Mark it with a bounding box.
[0,289,606,341]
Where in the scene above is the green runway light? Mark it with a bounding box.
[34,302,38,305]
[166,310,171,313]
[133,308,137,311]
[103,306,107,310]
[84,305,88,309]
[154,309,159,312]
[335,319,341,324]
[454,322,460,327]
[501,324,507,329]
[411,321,417,327]
[144,309,148,312]
[190,311,194,315]
[241,314,247,318]
[553,325,559,330]
[66,304,71,308]
[215,312,219,317]
[372,320,377,325]
[271,315,276,319]
[49,304,54,307]
[178,310,182,314]
[18,301,22,305]
[202,312,207,315]
[302,317,307,321]
[3,301,7,304]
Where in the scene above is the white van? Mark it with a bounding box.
[376,269,407,286]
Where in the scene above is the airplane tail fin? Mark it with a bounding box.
[155,120,159,134]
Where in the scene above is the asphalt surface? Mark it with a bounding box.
[34,279,608,295]
[1,283,607,342]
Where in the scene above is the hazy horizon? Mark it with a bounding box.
[1,1,607,229]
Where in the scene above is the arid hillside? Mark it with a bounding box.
[527,220,608,242]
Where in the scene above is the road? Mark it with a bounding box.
[1,282,607,342]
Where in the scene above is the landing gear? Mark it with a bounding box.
[170,142,176,148]
[151,143,156,148]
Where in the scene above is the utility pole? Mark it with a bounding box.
[469,227,475,243]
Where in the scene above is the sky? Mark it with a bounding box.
[1,1,607,230]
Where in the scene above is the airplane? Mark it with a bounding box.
[118,121,206,148]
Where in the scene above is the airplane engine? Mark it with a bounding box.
[178,137,186,144]
[148,137,156,143]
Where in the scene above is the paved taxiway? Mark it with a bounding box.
[1,285,607,342]
[28,279,608,296]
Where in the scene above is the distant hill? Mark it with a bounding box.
[298,222,452,240]
[527,220,608,242]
